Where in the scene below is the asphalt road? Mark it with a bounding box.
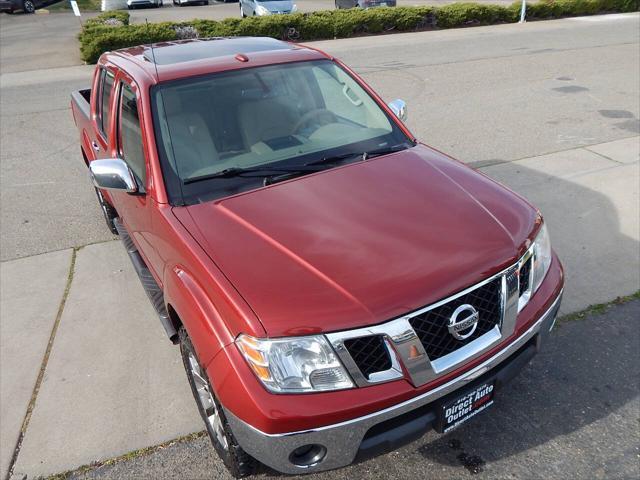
[69,300,640,480]
[0,13,638,261]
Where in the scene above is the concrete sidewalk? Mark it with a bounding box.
[1,137,638,479]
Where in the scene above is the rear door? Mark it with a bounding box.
[90,66,116,160]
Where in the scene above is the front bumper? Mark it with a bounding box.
[224,288,563,474]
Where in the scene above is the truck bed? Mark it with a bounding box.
[71,88,91,123]
[71,88,94,162]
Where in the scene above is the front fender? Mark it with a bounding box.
[163,264,236,368]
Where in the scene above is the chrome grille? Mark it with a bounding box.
[343,335,392,380]
[409,277,503,361]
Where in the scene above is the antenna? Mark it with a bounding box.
[145,19,161,83]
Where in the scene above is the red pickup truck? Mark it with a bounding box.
[71,37,564,477]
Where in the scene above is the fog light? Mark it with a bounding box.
[289,444,327,467]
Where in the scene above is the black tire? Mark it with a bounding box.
[94,188,119,235]
[22,0,35,13]
[179,327,257,478]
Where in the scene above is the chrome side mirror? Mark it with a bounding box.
[388,99,408,122]
[89,158,137,193]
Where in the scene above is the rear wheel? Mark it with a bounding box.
[22,0,35,13]
[179,327,257,478]
[94,188,118,235]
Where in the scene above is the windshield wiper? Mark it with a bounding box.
[304,151,363,167]
[304,144,409,168]
[184,144,411,186]
[183,166,316,185]
[362,144,409,160]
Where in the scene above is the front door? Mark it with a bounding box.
[110,77,160,281]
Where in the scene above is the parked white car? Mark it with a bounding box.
[240,0,297,17]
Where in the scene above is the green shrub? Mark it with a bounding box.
[78,1,639,64]
[83,10,130,28]
[79,11,131,48]
[436,3,517,28]
[81,23,177,63]
[525,0,638,18]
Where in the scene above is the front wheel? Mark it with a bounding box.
[179,327,257,478]
[22,0,35,13]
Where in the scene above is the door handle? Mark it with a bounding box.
[92,141,100,152]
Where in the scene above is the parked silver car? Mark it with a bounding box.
[240,0,297,17]
[335,0,396,8]
[127,0,162,8]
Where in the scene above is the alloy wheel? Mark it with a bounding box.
[187,351,228,450]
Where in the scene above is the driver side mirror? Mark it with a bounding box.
[89,158,137,193]
[388,99,408,122]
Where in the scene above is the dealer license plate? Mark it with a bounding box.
[439,381,495,433]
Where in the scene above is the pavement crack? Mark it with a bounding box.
[584,146,628,165]
[5,248,78,480]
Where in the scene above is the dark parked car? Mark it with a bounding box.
[335,0,396,9]
[0,0,43,13]
[172,0,209,5]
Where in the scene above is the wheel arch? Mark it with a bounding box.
[163,265,236,368]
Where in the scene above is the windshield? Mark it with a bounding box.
[152,60,412,205]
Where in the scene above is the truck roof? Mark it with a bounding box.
[107,37,330,84]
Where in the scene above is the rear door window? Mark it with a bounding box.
[98,69,115,139]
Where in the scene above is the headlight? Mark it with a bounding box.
[291,3,298,11]
[236,334,354,393]
[532,222,552,293]
[255,4,270,15]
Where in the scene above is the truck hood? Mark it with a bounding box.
[181,145,538,337]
